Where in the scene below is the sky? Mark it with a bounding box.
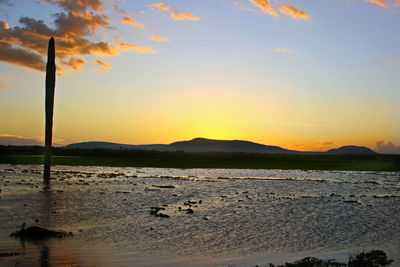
[0,0,399,153]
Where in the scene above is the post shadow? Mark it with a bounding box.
[44,37,56,183]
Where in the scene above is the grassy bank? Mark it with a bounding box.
[1,146,399,171]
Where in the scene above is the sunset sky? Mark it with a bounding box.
[0,0,399,153]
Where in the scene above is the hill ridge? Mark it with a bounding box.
[65,138,377,155]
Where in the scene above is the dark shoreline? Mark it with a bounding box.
[1,145,399,171]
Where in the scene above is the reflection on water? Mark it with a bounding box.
[0,164,399,266]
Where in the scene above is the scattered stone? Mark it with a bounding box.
[145,187,161,192]
[150,207,169,218]
[185,208,194,214]
[152,185,175,189]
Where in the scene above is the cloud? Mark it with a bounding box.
[113,3,129,17]
[248,0,279,17]
[120,16,145,28]
[149,3,200,21]
[376,140,400,154]
[118,42,157,54]
[365,0,389,7]
[61,57,85,71]
[0,133,67,146]
[364,0,400,8]
[94,59,111,72]
[321,141,334,146]
[279,5,309,20]
[229,1,257,12]
[170,12,200,21]
[152,34,169,42]
[0,42,46,72]
[0,83,11,89]
[274,48,292,53]
[0,1,155,74]
[42,0,104,14]
[247,0,311,20]
[0,133,42,146]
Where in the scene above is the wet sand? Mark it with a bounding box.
[1,164,399,266]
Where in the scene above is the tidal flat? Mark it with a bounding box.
[0,164,399,266]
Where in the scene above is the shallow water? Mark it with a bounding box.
[0,164,399,266]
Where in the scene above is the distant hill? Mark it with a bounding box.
[326,146,377,155]
[166,138,295,153]
[65,141,168,151]
[65,138,378,155]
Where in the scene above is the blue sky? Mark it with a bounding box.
[0,0,399,153]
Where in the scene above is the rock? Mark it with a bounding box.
[185,209,194,214]
[150,207,170,218]
[152,185,175,189]
[10,226,72,240]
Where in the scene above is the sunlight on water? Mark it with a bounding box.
[0,164,399,266]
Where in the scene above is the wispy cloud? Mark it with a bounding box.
[118,42,157,54]
[0,133,42,145]
[152,34,169,42]
[274,48,292,53]
[364,0,400,8]
[0,83,11,89]
[279,5,309,20]
[113,3,129,17]
[120,16,145,28]
[365,0,389,7]
[229,1,257,12]
[60,57,85,71]
[248,0,278,17]
[149,3,200,21]
[94,59,111,72]
[376,140,400,154]
[0,133,66,146]
[247,0,310,20]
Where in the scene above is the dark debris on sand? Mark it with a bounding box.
[10,225,73,240]
[263,250,393,267]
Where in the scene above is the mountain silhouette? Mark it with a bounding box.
[325,146,377,155]
[65,138,377,155]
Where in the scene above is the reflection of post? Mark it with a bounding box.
[44,37,56,183]
[40,246,49,267]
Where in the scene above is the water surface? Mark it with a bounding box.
[0,164,399,266]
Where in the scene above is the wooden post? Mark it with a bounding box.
[44,37,56,182]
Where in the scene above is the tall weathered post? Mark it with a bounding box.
[44,37,56,182]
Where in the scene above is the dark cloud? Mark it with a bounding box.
[0,134,42,146]
[376,141,400,154]
[0,0,154,74]
[0,42,46,72]
[42,0,104,14]
[113,3,129,17]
